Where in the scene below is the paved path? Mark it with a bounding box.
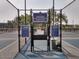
[15,51,66,59]
[14,39,67,59]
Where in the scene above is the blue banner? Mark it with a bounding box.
[51,25,59,37]
[21,25,29,37]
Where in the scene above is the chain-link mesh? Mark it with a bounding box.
[62,0,79,58]
[0,0,18,59]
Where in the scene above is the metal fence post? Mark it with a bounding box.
[60,9,62,52]
[17,9,20,52]
[30,9,34,52]
[52,0,55,50]
[47,9,50,51]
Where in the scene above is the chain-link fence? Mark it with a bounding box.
[0,0,18,59]
[62,0,79,58]
[19,10,31,50]
[0,0,79,59]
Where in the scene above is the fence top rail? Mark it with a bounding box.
[19,9,61,11]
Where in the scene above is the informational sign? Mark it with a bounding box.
[21,25,29,37]
[32,12,48,23]
[51,25,59,37]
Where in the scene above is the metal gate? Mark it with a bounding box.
[31,9,50,51]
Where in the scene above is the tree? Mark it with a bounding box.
[56,13,68,25]
[8,14,31,28]
[50,9,68,25]
[20,14,31,25]
[7,20,13,28]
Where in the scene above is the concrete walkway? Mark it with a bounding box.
[14,51,66,59]
[14,40,67,59]
[14,39,79,59]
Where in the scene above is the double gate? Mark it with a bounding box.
[31,10,50,51]
[18,9,62,52]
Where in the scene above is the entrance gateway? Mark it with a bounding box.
[31,11,50,51]
[30,9,61,52]
[20,9,62,52]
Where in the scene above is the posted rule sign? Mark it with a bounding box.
[21,25,29,37]
[51,25,59,37]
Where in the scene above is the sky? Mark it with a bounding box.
[8,0,73,9]
[0,0,79,24]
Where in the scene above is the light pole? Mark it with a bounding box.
[24,0,27,44]
[25,0,26,24]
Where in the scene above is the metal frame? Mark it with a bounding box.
[19,9,61,11]
[30,9,34,52]
[17,9,21,52]
[6,0,76,53]
[62,0,76,10]
[6,0,18,10]
[47,9,51,51]
[60,9,62,52]
[60,0,76,52]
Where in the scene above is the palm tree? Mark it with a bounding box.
[50,9,68,25]
[55,13,68,25]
